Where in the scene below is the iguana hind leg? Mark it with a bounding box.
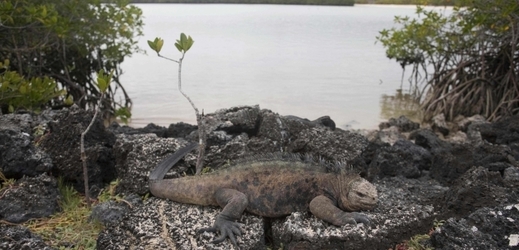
[198,188,248,246]
[309,195,371,227]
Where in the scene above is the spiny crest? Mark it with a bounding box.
[223,152,357,174]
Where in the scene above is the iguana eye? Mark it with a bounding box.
[356,192,366,198]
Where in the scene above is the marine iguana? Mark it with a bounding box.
[149,142,378,246]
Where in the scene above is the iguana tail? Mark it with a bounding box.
[149,142,198,181]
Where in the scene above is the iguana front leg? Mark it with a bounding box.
[309,195,371,227]
[198,188,248,246]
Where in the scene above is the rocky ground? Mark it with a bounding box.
[0,105,518,249]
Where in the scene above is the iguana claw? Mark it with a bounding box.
[351,212,371,227]
[198,214,243,247]
[339,212,371,227]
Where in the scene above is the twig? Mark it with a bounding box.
[80,93,104,208]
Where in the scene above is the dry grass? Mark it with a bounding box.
[22,178,105,249]
[0,176,125,249]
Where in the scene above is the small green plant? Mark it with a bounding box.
[114,106,132,124]
[201,166,213,174]
[395,218,445,250]
[24,177,103,249]
[0,59,65,114]
[407,234,432,250]
[142,192,150,201]
[433,219,445,228]
[96,179,133,207]
[97,179,121,203]
[80,69,114,208]
[58,177,82,211]
[148,34,207,175]
[0,171,15,198]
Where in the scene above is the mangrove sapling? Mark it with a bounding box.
[148,34,207,175]
[80,69,114,208]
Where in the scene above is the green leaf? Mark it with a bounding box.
[180,33,187,46]
[19,85,27,94]
[97,78,107,92]
[64,95,74,105]
[184,35,194,52]
[147,37,163,53]
[155,38,164,52]
[147,40,156,51]
[41,5,47,17]
[96,69,111,93]
[115,107,132,124]
[174,42,183,52]
[176,33,194,53]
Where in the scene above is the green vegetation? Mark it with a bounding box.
[0,59,67,114]
[0,0,143,119]
[148,34,208,175]
[23,178,103,249]
[21,179,124,249]
[394,219,445,250]
[97,179,127,204]
[1,174,122,250]
[131,0,355,6]
[0,171,15,195]
[377,0,519,122]
[355,0,460,5]
[407,234,433,250]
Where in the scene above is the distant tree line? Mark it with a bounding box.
[128,0,461,4]
[355,0,461,5]
[129,0,354,6]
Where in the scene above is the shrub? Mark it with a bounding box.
[377,0,519,121]
[0,59,66,113]
[0,0,143,118]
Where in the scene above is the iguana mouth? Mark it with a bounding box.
[362,198,378,208]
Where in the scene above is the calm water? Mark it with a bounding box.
[120,4,450,129]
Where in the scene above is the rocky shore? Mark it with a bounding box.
[1,105,518,249]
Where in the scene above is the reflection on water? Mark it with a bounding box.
[379,89,422,122]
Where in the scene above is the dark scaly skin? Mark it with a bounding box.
[149,143,378,246]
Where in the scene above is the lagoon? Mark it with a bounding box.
[120,4,450,129]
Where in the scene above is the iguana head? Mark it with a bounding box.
[338,175,378,211]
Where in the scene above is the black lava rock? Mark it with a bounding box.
[0,174,61,223]
[0,224,53,250]
[431,204,519,250]
[0,130,53,179]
